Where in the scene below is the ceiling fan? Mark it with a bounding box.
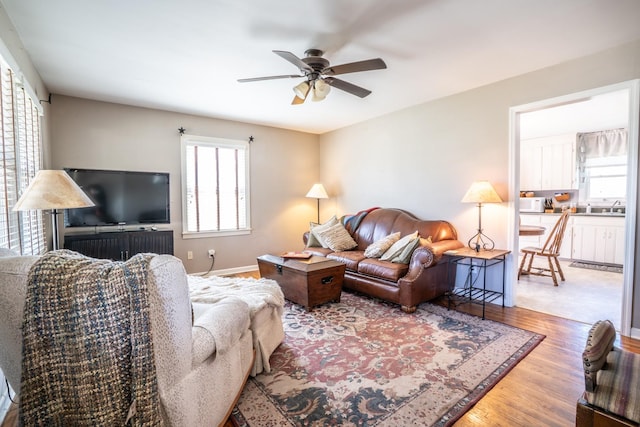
[238,49,387,105]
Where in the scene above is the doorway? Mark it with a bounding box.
[508,80,640,337]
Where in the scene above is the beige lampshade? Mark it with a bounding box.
[306,183,329,199]
[461,181,502,204]
[13,170,95,211]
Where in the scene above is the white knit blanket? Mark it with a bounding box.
[188,275,285,315]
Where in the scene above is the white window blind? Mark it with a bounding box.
[181,135,250,237]
[0,62,45,255]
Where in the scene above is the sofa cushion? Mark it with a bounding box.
[307,215,338,248]
[364,232,401,258]
[381,231,419,262]
[327,251,365,271]
[316,223,358,251]
[358,259,409,282]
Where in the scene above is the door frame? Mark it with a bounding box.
[507,79,639,337]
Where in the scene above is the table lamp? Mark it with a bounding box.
[13,170,95,250]
[306,183,328,223]
[461,180,502,251]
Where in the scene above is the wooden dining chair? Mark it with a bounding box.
[518,210,571,286]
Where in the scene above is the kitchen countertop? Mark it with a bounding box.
[520,211,625,217]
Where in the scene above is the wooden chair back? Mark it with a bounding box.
[540,210,571,255]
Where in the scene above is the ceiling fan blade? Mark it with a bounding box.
[273,50,313,72]
[323,58,387,76]
[238,74,302,83]
[324,77,372,98]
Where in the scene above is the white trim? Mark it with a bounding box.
[0,38,44,116]
[508,80,640,337]
[182,228,251,239]
[194,264,258,277]
[180,134,251,236]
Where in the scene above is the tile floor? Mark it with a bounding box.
[515,258,623,329]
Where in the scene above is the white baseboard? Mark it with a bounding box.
[192,264,258,277]
[630,327,640,339]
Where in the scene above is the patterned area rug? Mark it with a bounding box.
[232,292,544,426]
[569,261,623,274]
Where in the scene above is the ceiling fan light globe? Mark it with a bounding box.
[315,79,331,97]
[293,81,310,99]
[312,89,329,102]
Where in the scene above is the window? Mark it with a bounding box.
[577,129,627,204]
[181,135,250,237]
[583,155,626,200]
[0,61,44,255]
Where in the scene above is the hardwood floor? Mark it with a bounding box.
[432,296,640,427]
[231,270,640,427]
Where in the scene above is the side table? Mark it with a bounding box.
[444,247,510,319]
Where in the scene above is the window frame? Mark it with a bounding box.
[180,134,251,239]
[0,58,44,255]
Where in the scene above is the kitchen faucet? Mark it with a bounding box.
[610,200,621,213]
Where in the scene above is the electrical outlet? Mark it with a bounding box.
[208,249,216,258]
[187,251,193,260]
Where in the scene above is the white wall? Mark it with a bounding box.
[320,39,640,326]
[50,96,320,273]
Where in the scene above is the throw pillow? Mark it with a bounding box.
[316,222,358,251]
[390,236,421,264]
[364,232,401,258]
[307,215,338,248]
[380,231,419,262]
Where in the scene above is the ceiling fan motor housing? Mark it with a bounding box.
[302,49,329,76]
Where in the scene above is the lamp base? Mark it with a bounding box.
[467,230,495,252]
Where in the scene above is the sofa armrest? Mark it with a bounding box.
[191,298,250,366]
[429,239,465,259]
[402,239,464,282]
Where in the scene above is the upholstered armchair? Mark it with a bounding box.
[576,319,640,426]
[0,252,254,426]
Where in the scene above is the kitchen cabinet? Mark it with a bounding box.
[572,216,625,265]
[519,214,572,259]
[520,134,577,191]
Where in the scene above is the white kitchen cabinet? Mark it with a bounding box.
[520,134,577,191]
[520,143,542,191]
[519,214,573,259]
[572,216,625,265]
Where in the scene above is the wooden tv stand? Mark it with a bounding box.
[64,230,174,261]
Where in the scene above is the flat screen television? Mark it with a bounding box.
[64,168,170,227]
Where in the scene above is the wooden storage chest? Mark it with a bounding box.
[257,254,346,311]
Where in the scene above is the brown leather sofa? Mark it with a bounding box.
[303,208,464,313]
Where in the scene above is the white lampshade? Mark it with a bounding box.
[461,181,502,204]
[312,79,331,102]
[306,183,329,199]
[13,170,95,210]
[14,170,95,251]
[293,81,310,99]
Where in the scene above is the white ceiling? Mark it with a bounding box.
[520,90,630,140]
[2,0,640,134]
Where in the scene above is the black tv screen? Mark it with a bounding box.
[64,168,170,227]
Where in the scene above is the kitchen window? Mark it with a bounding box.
[577,129,627,203]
